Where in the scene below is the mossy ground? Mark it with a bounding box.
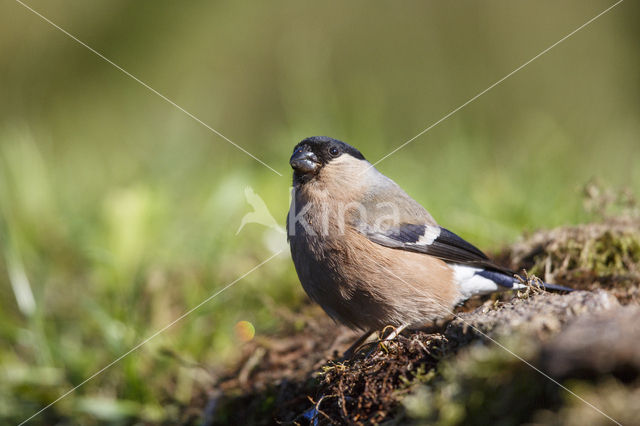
[200,217,640,425]
[507,215,640,303]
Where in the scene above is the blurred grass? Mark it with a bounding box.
[0,0,638,423]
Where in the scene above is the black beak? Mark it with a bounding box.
[290,149,320,174]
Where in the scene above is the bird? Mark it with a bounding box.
[287,136,572,344]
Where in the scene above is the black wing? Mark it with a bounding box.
[363,223,512,273]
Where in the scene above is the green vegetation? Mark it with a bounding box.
[403,339,640,426]
[514,215,640,286]
[403,339,560,426]
[1,1,639,423]
[529,226,640,278]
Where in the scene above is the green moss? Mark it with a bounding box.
[402,341,563,426]
[534,379,640,426]
[528,223,640,281]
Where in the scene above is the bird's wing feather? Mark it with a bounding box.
[361,223,512,273]
[349,172,510,272]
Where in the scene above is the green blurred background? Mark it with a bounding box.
[1,0,638,423]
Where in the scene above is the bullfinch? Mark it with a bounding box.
[287,136,572,335]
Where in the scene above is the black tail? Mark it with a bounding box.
[476,270,574,293]
[535,281,574,292]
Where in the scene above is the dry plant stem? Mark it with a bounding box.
[364,324,409,358]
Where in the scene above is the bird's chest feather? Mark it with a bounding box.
[288,192,365,304]
[288,198,351,282]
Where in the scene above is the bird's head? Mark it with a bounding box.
[289,136,366,185]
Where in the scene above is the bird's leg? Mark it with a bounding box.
[365,324,408,357]
[342,329,376,359]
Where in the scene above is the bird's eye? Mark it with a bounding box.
[329,146,340,157]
